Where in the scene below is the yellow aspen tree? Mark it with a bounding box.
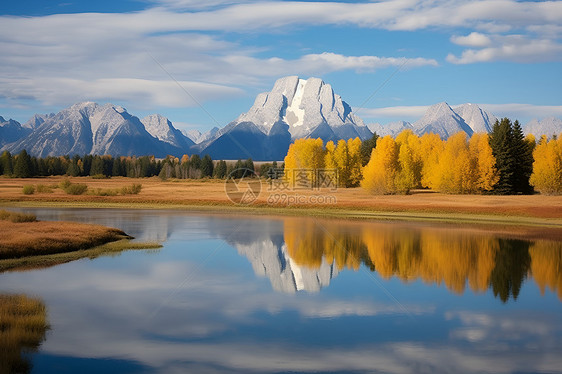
[347,137,363,187]
[530,137,562,194]
[361,135,399,194]
[435,132,473,193]
[395,130,422,193]
[419,133,444,189]
[284,138,325,187]
[333,139,350,187]
[324,140,337,170]
[468,133,499,192]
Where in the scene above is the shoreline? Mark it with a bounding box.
[0,176,561,236]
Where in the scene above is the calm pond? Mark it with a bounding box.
[1,208,561,374]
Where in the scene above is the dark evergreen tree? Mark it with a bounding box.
[488,118,533,194]
[0,151,12,176]
[511,120,534,194]
[189,154,202,170]
[82,155,93,176]
[244,158,255,174]
[112,157,122,176]
[360,132,379,166]
[90,156,104,176]
[213,160,227,179]
[13,150,33,178]
[201,154,214,177]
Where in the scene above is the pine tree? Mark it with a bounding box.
[90,156,104,176]
[213,160,227,179]
[489,118,534,194]
[0,151,13,176]
[512,120,534,194]
[201,154,214,177]
[13,150,33,178]
[489,118,517,194]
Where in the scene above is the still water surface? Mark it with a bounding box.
[1,208,561,373]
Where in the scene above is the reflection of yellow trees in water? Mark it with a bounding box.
[283,218,562,301]
[0,294,49,374]
[530,240,562,300]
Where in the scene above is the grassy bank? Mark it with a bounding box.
[0,239,162,273]
[0,209,162,272]
[1,176,561,228]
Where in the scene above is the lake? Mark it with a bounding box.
[1,208,561,374]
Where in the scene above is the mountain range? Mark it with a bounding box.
[1,76,561,160]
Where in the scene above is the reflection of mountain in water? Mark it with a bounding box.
[211,217,339,293]
[235,240,338,293]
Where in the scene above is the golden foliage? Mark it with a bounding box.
[530,240,562,300]
[530,136,562,195]
[361,135,399,194]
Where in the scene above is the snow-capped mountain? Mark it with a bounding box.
[367,103,497,139]
[4,102,178,157]
[525,117,562,138]
[454,103,497,133]
[0,116,32,148]
[413,102,474,138]
[183,127,219,144]
[197,76,372,160]
[368,121,413,137]
[141,114,194,150]
[23,113,54,130]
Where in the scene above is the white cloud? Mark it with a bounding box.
[447,35,562,64]
[357,105,430,119]
[451,32,492,47]
[359,104,562,123]
[478,103,562,120]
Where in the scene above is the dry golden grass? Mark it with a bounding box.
[0,219,130,259]
[1,176,561,218]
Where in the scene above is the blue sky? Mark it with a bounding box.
[1,0,561,132]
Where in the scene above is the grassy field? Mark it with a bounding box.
[1,176,561,227]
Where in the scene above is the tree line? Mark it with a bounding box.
[284,118,561,195]
[0,151,263,180]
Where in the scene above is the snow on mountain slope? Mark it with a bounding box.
[454,103,497,133]
[413,102,474,138]
[525,117,562,137]
[141,114,194,150]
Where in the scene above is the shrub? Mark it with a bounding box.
[64,183,88,195]
[91,174,109,179]
[59,179,72,190]
[0,209,37,222]
[89,188,118,196]
[36,184,54,193]
[22,185,35,195]
[121,183,142,195]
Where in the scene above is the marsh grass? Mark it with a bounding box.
[63,183,88,195]
[0,240,162,273]
[0,294,49,374]
[0,210,37,223]
[22,185,35,195]
[35,184,54,193]
[120,183,142,195]
[0,219,132,259]
[89,188,119,196]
